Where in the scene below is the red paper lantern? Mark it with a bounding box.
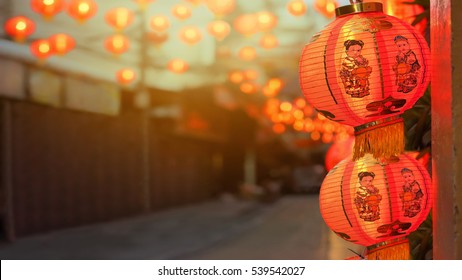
[49,33,75,55]
[105,7,134,31]
[207,20,231,41]
[104,34,130,55]
[204,0,236,17]
[168,59,188,73]
[233,14,259,37]
[67,0,97,23]
[314,0,339,19]
[260,33,279,49]
[31,0,65,20]
[149,15,170,33]
[30,39,54,60]
[299,1,430,160]
[4,16,35,42]
[325,135,355,171]
[319,153,432,258]
[256,11,278,32]
[287,0,307,16]
[179,26,202,45]
[238,46,257,61]
[172,4,192,20]
[116,68,136,85]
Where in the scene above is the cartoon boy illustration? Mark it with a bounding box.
[339,39,372,98]
[354,171,382,222]
[399,167,423,218]
[392,35,421,93]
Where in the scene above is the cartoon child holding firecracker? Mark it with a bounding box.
[392,35,421,94]
[339,39,373,98]
[354,171,382,222]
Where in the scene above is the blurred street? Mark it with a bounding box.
[0,194,364,260]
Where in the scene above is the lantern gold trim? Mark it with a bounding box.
[353,116,404,161]
[366,237,410,260]
[335,2,383,17]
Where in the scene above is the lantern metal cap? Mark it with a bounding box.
[336,1,383,17]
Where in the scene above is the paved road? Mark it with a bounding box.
[0,194,364,260]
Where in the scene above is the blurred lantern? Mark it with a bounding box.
[319,153,432,259]
[280,101,292,112]
[49,33,75,55]
[31,0,65,20]
[147,32,168,46]
[243,69,258,80]
[259,33,279,49]
[238,46,257,61]
[105,7,134,32]
[325,135,355,171]
[179,26,202,45]
[116,68,136,85]
[67,0,97,23]
[207,20,231,41]
[104,34,130,55]
[256,11,278,32]
[299,0,430,160]
[30,39,53,60]
[287,0,307,16]
[149,15,170,33]
[185,0,202,6]
[4,16,36,42]
[172,4,192,20]
[228,70,245,84]
[132,0,154,10]
[204,0,236,18]
[168,59,189,73]
[273,123,286,134]
[314,0,339,19]
[240,82,258,94]
[388,0,427,34]
[233,14,259,37]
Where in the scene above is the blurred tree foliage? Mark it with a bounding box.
[400,0,432,260]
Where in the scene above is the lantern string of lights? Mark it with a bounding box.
[299,0,432,260]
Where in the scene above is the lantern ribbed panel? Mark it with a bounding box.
[299,11,430,127]
[319,153,432,247]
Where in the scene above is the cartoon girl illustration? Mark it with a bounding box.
[392,35,421,93]
[354,171,382,222]
[399,168,423,218]
[339,39,372,98]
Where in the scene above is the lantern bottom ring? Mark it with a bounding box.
[354,115,403,136]
[366,237,410,260]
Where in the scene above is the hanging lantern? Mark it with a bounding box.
[49,33,75,55]
[104,34,130,55]
[314,0,339,19]
[105,7,134,32]
[179,26,202,45]
[240,82,258,94]
[185,0,202,6]
[4,16,35,43]
[116,68,136,85]
[299,0,430,161]
[207,20,231,41]
[233,14,259,37]
[31,0,65,20]
[325,135,355,171]
[67,0,97,23]
[287,0,307,16]
[256,11,278,32]
[168,59,189,73]
[320,153,432,259]
[204,0,235,17]
[259,33,279,49]
[147,32,168,46]
[172,4,192,20]
[30,39,54,60]
[149,15,170,33]
[228,70,245,84]
[132,0,154,10]
[238,46,257,61]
